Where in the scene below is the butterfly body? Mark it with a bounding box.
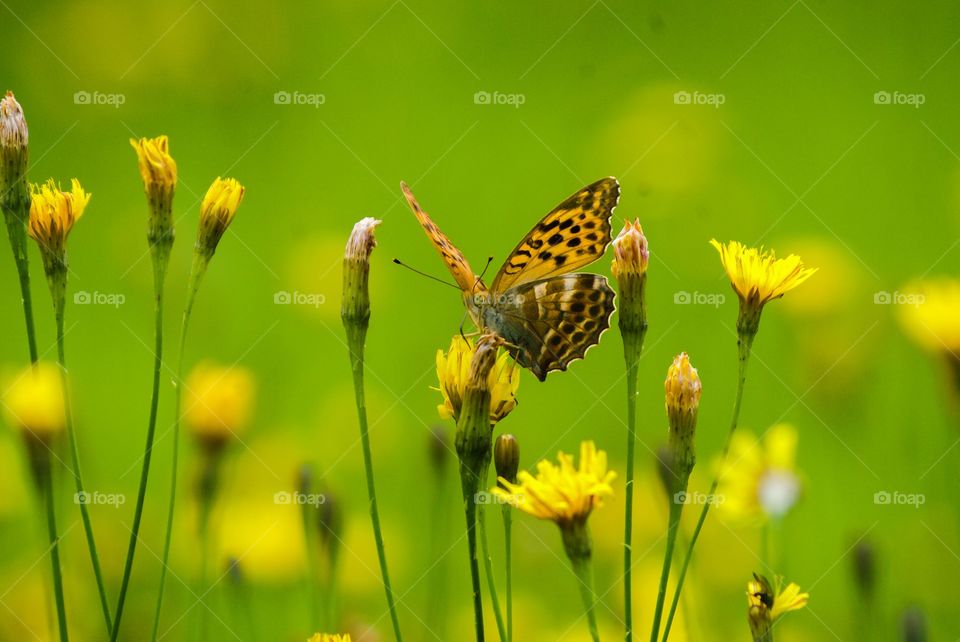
[403,178,620,381]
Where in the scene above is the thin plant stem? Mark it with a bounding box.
[346,333,404,641]
[426,473,450,640]
[621,330,644,642]
[55,301,113,634]
[660,333,754,642]
[301,490,322,631]
[4,212,39,363]
[112,285,166,641]
[501,504,513,642]
[152,257,206,642]
[648,495,683,642]
[459,465,485,642]
[38,449,69,642]
[571,554,601,642]
[478,496,507,642]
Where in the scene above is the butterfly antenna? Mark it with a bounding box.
[392,258,460,290]
[473,256,495,294]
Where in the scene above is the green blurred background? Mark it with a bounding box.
[1,0,959,639]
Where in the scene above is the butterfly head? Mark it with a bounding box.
[464,279,491,327]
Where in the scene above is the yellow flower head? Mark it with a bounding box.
[184,362,255,449]
[307,635,351,642]
[28,178,90,259]
[710,239,817,335]
[130,135,176,195]
[436,335,519,425]
[197,177,245,258]
[747,573,808,639]
[897,278,960,355]
[611,218,649,279]
[2,362,66,442]
[493,440,616,526]
[717,423,801,523]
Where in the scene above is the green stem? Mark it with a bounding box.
[301,485,322,631]
[478,494,506,642]
[571,553,601,642]
[55,296,113,634]
[112,282,166,641]
[649,492,684,642]
[426,478,450,640]
[195,461,218,642]
[38,448,69,641]
[621,329,645,642]
[459,465,485,642]
[502,505,513,642]
[4,212,38,363]
[152,256,206,642]
[347,328,403,642]
[660,332,754,642]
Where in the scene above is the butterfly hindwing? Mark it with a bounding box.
[487,273,616,381]
[491,177,619,292]
[401,181,477,293]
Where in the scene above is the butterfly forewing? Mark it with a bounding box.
[489,273,616,381]
[401,181,477,293]
[490,177,619,293]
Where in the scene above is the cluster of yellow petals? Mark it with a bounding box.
[493,441,615,525]
[28,178,90,252]
[2,362,66,440]
[130,135,177,192]
[307,634,351,642]
[710,239,817,306]
[747,574,808,622]
[435,335,519,424]
[184,362,255,444]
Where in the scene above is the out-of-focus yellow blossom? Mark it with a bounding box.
[493,441,615,525]
[747,573,808,640]
[711,239,817,335]
[2,362,66,442]
[184,362,255,448]
[307,634,351,642]
[898,278,960,355]
[197,177,245,258]
[27,179,90,259]
[717,424,801,523]
[436,335,519,425]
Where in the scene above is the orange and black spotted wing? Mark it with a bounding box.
[490,273,616,381]
[490,178,619,293]
[401,181,477,294]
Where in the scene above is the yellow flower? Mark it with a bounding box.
[28,178,90,258]
[493,440,615,525]
[747,573,808,639]
[184,362,255,449]
[436,335,519,424]
[717,424,801,523]
[2,362,66,443]
[307,635,351,642]
[665,352,701,480]
[897,278,960,355]
[130,135,176,195]
[611,218,649,279]
[197,177,245,258]
[710,239,817,335]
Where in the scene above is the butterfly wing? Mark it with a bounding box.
[487,273,616,381]
[490,177,619,293]
[401,181,477,293]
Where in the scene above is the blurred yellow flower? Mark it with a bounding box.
[747,573,808,640]
[130,135,177,194]
[28,179,90,256]
[2,362,66,442]
[493,441,615,525]
[711,239,817,335]
[436,335,519,425]
[717,424,802,523]
[184,361,255,447]
[307,635,351,642]
[898,278,960,354]
[197,177,245,257]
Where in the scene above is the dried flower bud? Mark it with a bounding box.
[0,91,29,211]
[341,217,381,334]
[611,219,649,279]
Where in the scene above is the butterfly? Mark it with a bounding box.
[401,177,619,381]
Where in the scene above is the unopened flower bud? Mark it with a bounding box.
[665,352,701,478]
[196,177,244,260]
[494,433,520,485]
[0,91,29,213]
[130,136,177,253]
[611,219,648,342]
